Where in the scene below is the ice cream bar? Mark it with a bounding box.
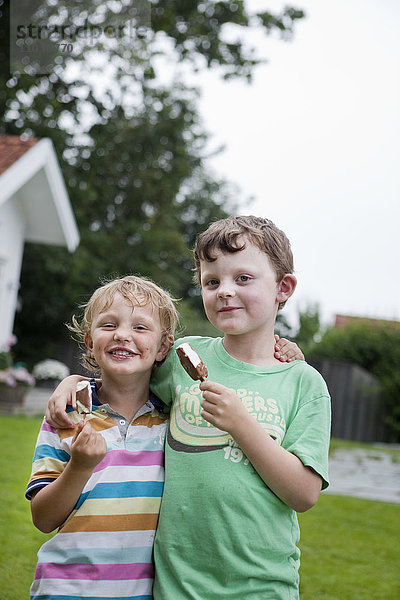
[76,380,92,416]
[176,343,208,381]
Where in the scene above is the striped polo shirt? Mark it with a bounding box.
[26,385,167,600]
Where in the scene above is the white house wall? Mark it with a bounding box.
[0,136,79,350]
[0,193,25,348]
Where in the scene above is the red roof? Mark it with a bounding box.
[0,135,39,176]
[335,314,400,330]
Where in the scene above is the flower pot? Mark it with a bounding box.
[0,384,27,414]
[36,378,60,390]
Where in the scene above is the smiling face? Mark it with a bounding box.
[200,242,296,340]
[85,293,170,383]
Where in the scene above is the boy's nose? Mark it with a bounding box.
[217,283,235,298]
[113,327,132,341]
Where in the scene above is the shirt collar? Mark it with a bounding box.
[90,379,165,416]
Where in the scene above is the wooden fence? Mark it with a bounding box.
[309,359,389,443]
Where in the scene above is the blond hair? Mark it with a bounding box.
[193,215,294,309]
[68,275,179,373]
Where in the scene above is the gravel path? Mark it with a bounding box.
[324,447,400,504]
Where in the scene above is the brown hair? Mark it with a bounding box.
[193,215,294,308]
[68,275,179,373]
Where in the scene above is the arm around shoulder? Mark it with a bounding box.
[46,374,92,428]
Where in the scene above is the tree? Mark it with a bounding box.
[0,1,305,365]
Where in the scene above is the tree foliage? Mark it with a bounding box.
[293,303,321,351]
[0,1,305,365]
[308,321,400,442]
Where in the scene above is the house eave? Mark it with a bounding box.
[0,138,79,252]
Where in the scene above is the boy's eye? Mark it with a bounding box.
[237,275,251,283]
[205,279,219,287]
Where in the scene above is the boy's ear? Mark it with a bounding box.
[156,334,174,362]
[84,333,93,350]
[276,274,297,304]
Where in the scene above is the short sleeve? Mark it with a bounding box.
[25,418,69,500]
[283,372,331,490]
[150,343,178,409]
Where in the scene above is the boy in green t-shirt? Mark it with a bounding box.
[150,215,330,600]
[46,215,330,599]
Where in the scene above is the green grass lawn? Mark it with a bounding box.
[0,416,50,600]
[298,495,400,599]
[1,415,399,600]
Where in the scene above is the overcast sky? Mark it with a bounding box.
[191,0,400,328]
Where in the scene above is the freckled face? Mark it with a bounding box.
[200,244,283,338]
[85,293,168,380]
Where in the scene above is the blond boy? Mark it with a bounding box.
[26,276,178,600]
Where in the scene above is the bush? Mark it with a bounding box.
[308,321,400,441]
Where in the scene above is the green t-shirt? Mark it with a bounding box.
[151,336,331,600]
